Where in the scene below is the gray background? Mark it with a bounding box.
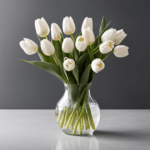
[0,0,149,109]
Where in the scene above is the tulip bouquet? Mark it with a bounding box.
[19,16,129,135]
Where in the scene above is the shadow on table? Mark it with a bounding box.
[94,130,150,141]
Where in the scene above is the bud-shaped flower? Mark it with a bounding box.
[101,28,117,43]
[19,38,38,55]
[62,37,74,53]
[114,45,129,58]
[75,36,88,52]
[113,29,127,45]
[51,23,62,41]
[63,58,75,71]
[35,17,50,37]
[82,27,95,45]
[81,17,93,32]
[62,16,76,35]
[91,58,105,73]
[100,40,114,54]
[40,39,55,56]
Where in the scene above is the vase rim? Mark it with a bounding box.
[64,83,92,87]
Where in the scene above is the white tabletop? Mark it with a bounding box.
[0,110,150,150]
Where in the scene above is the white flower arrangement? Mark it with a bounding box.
[19,16,129,135]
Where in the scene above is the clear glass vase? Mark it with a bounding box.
[55,83,100,136]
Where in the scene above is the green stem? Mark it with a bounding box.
[71,112,77,130]
[92,45,99,53]
[92,49,99,55]
[51,54,59,66]
[57,110,62,122]
[87,46,94,61]
[83,110,87,130]
[65,88,87,129]
[86,107,95,130]
[69,52,72,59]
[70,34,74,41]
[64,108,70,125]
[81,114,84,130]
[60,107,67,128]
[83,109,90,130]
[72,90,88,134]
[45,35,48,40]
[76,110,82,134]
[102,50,114,61]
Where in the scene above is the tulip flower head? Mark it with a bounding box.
[100,40,114,54]
[101,28,117,43]
[82,27,95,45]
[40,39,55,56]
[91,58,105,73]
[51,23,62,41]
[81,17,93,32]
[62,16,76,35]
[62,37,74,53]
[19,38,38,55]
[114,29,127,45]
[35,17,50,37]
[75,36,88,52]
[63,58,75,71]
[114,45,129,58]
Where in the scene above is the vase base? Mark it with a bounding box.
[62,128,93,136]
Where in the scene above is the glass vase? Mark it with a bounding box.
[55,83,100,136]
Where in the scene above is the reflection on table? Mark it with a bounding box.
[55,134,99,150]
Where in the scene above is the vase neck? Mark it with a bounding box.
[64,83,92,91]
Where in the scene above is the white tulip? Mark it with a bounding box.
[40,39,55,56]
[91,58,105,73]
[51,23,62,41]
[62,37,74,53]
[19,38,38,55]
[75,36,88,52]
[101,28,117,43]
[114,45,129,58]
[113,29,127,45]
[100,40,114,54]
[63,58,75,71]
[82,27,95,45]
[81,17,93,32]
[62,16,76,35]
[35,17,50,37]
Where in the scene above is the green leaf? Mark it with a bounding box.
[60,33,64,44]
[89,70,95,83]
[98,19,112,44]
[77,53,89,76]
[79,32,82,36]
[52,39,69,83]
[67,84,79,103]
[90,36,99,51]
[80,65,91,84]
[102,20,112,34]
[66,72,76,84]
[77,53,88,66]
[52,40,63,66]
[85,56,91,69]
[99,17,106,36]
[19,60,64,82]
[73,33,79,62]
[38,47,55,64]
[72,64,79,84]
[93,50,102,59]
[36,34,42,41]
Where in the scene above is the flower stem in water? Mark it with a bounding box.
[60,107,67,128]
